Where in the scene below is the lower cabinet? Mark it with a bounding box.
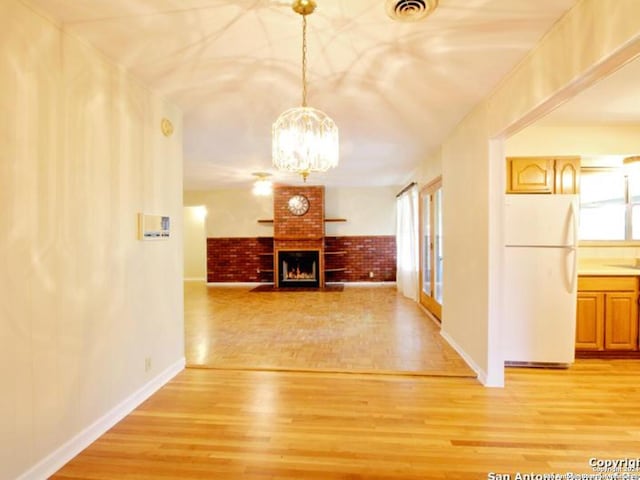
[604,293,638,350]
[576,276,639,352]
[576,292,604,350]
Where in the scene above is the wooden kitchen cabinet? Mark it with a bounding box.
[506,156,580,194]
[604,292,638,350]
[576,276,639,352]
[507,157,554,193]
[554,157,580,194]
[576,292,604,350]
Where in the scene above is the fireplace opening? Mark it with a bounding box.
[278,250,320,288]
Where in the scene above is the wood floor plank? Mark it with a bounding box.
[53,362,640,479]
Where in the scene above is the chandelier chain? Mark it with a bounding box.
[272,0,338,182]
[302,14,308,107]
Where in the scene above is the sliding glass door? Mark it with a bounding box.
[419,178,443,320]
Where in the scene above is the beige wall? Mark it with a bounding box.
[0,1,184,478]
[184,189,274,238]
[184,186,397,238]
[183,206,207,280]
[506,123,640,156]
[416,147,443,186]
[324,187,396,236]
[439,102,493,383]
[419,0,640,386]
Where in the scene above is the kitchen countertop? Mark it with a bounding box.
[578,258,640,276]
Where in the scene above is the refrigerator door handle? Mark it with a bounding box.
[568,200,578,293]
[569,199,578,248]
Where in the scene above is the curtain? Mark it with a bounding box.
[396,185,419,301]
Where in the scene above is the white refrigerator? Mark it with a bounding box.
[503,194,579,365]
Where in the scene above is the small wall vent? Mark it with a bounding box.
[385,0,438,22]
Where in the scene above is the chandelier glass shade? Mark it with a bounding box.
[272,106,339,181]
[272,0,339,182]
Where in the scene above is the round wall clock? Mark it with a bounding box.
[287,194,310,216]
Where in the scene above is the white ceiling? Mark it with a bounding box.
[29,0,579,189]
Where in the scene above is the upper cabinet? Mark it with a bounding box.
[506,156,580,194]
[507,157,554,193]
[554,157,581,194]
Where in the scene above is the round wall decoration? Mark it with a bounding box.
[287,194,310,216]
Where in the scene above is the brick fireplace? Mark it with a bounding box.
[277,250,320,288]
[274,185,325,288]
[205,184,397,284]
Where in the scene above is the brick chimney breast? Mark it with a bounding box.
[274,185,325,239]
[273,185,325,286]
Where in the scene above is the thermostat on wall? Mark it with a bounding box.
[138,213,170,240]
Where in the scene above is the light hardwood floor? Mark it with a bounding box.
[53,361,640,479]
[52,284,640,478]
[184,283,474,376]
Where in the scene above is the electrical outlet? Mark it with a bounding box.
[369,271,374,278]
[145,357,152,372]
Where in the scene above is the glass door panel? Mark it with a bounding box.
[422,194,432,297]
[419,179,442,321]
[434,188,443,304]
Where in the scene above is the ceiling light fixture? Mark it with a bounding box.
[252,172,273,196]
[272,0,339,183]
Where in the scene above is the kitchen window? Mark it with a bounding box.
[580,166,640,241]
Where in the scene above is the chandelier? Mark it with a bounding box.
[272,0,339,182]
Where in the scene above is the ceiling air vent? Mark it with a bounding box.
[385,0,438,22]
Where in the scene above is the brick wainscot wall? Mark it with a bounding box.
[207,236,396,283]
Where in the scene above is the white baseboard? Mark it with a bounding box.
[18,357,185,480]
[183,277,206,282]
[439,330,488,385]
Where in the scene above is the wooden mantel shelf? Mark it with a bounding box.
[257,218,347,223]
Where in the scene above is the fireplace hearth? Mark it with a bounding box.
[277,250,320,288]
